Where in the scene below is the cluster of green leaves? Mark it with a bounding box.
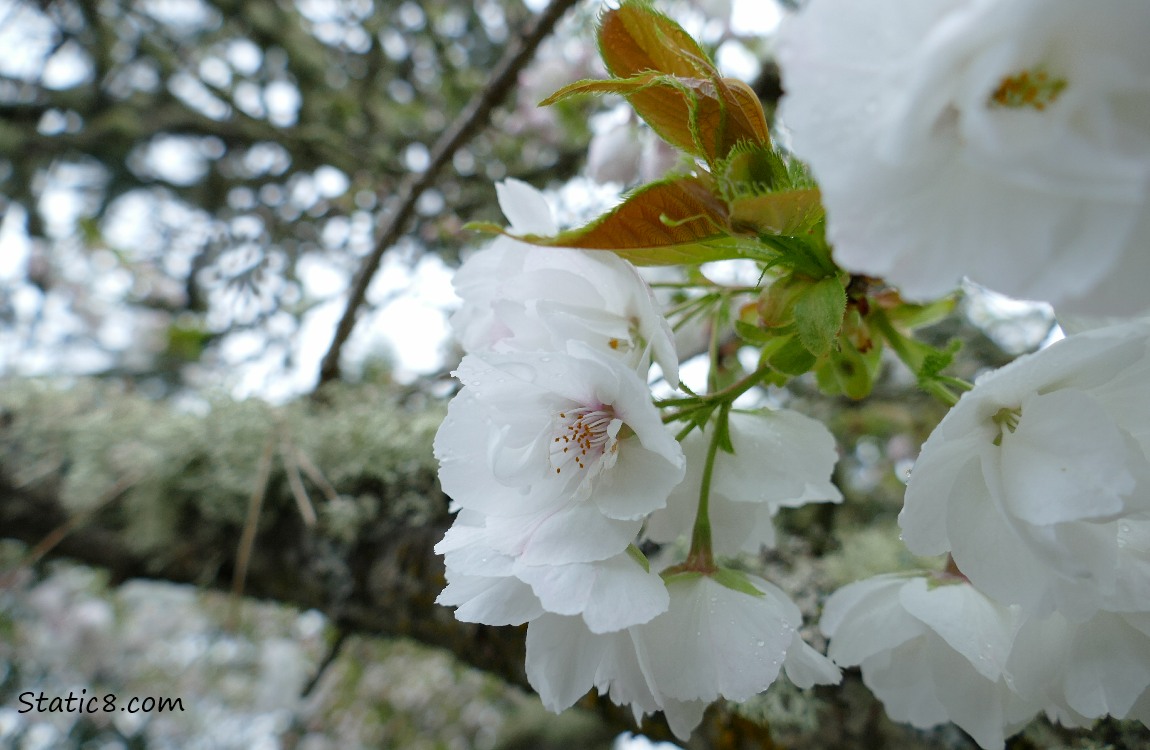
[494,0,966,408]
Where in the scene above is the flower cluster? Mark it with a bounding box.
[775,0,1150,745]
[429,0,1149,744]
[434,180,842,738]
[823,320,1150,748]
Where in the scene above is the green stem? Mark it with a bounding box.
[869,308,922,371]
[685,403,727,573]
[869,308,968,407]
[657,363,773,409]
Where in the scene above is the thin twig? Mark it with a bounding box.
[229,433,277,626]
[1,471,140,589]
[293,448,341,504]
[315,0,583,388]
[299,628,349,699]
[281,439,318,527]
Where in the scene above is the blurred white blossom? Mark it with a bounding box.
[776,0,1150,314]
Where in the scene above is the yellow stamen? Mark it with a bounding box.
[989,68,1067,111]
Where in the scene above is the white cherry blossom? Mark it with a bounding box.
[776,0,1150,314]
[821,574,1040,749]
[645,409,841,555]
[524,570,839,741]
[450,179,679,384]
[899,318,1150,618]
[435,345,684,567]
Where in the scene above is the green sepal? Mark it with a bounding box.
[626,543,652,573]
[712,568,766,598]
[662,570,705,587]
[734,319,774,346]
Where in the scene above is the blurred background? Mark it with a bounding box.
[1,0,1122,748]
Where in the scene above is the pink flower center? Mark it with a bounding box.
[550,405,619,473]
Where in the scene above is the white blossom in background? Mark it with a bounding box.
[645,409,842,555]
[899,318,1150,619]
[525,572,840,741]
[1007,608,1150,728]
[776,0,1150,314]
[586,113,680,186]
[821,574,1040,750]
[451,179,680,385]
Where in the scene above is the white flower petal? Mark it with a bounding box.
[515,501,641,566]
[821,575,927,667]
[496,178,557,236]
[898,577,1015,681]
[1000,389,1134,524]
[713,410,842,508]
[437,572,543,626]
[516,553,669,632]
[642,575,797,702]
[1063,611,1150,719]
[901,440,985,556]
[861,638,951,731]
[660,698,708,741]
[783,633,842,689]
[525,614,611,712]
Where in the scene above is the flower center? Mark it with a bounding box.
[988,68,1067,111]
[550,405,621,473]
[991,406,1022,446]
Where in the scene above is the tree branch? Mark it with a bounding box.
[315,0,583,388]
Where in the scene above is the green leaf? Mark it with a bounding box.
[919,339,963,382]
[754,230,837,278]
[793,277,847,357]
[733,319,773,345]
[539,73,664,106]
[730,189,824,236]
[767,335,817,376]
[712,568,766,598]
[718,141,792,196]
